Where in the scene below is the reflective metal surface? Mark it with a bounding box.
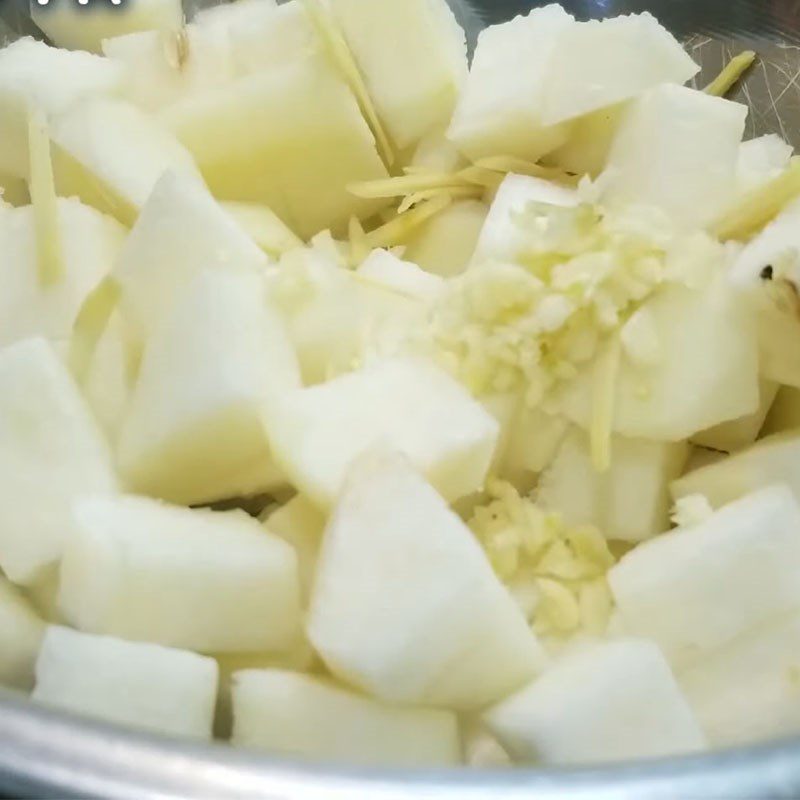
[2,1,800,797]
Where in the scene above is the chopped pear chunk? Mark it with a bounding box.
[231,669,461,765]
[163,51,389,238]
[0,576,44,690]
[486,639,705,765]
[601,85,747,229]
[609,486,800,665]
[59,495,301,654]
[308,449,544,710]
[33,626,217,739]
[113,169,267,345]
[266,356,500,507]
[119,270,298,506]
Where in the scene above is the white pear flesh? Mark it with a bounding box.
[485,638,705,765]
[402,199,489,278]
[0,198,126,348]
[33,625,217,739]
[672,429,800,509]
[601,85,747,229]
[0,338,116,585]
[472,173,578,265]
[537,428,688,543]
[308,449,544,711]
[162,51,389,238]
[541,13,699,125]
[608,486,800,666]
[330,0,467,150]
[0,38,121,179]
[679,610,800,747]
[51,98,201,227]
[114,170,267,345]
[556,274,760,441]
[118,270,298,505]
[32,0,182,54]
[447,5,574,162]
[0,576,44,690]
[266,356,500,507]
[58,495,301,654]
[231,669,460,765]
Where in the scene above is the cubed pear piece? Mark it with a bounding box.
[691,380,778,453]
[32,0,182,54]
[472,173,578,265]
[672,429,800,509]
[0,338,116,585]
[119,270,298,505]
[537,428,688,543]
[232,669,461,766]
[33,626,217,739]
[0,576,44,690]
[50,97,201,226]
[0,38,121,179]
[556,274,760,441]
[271,249,425,385]
[59,495,301,653]
[266,357,500,507]
[0,198,126,348]
[102,26,234,113]
[262,496,326,603]
[113,170,267,345]
[763,386,800,437]
[485,639,705,765]
[222,201,302,258]
[608,486,800,665]
[541,13,699,125]
[356,249,445,302]
[402,200,488,277]
[162,51,389,238]
[308,449,543,710]
[447,5,574,162]
[330,0,467,150]
[545,103,626,178]
[679,611,800,747]
[737,134,793,193]
[601,85,747,229]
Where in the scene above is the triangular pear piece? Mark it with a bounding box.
[308,449,544,710]
[113,169,267,345]
[118,269,299,506]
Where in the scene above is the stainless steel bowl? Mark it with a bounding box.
[3,1,800,797]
